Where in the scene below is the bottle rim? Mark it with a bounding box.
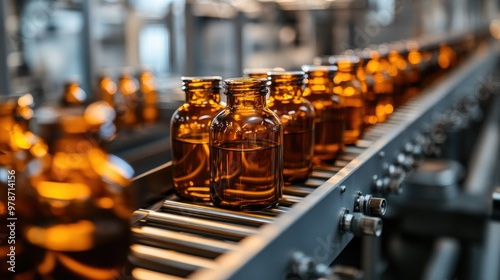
[182,76,222,91]
[243,67,285,76]
[301,64,338,73]
[223,77,268,96]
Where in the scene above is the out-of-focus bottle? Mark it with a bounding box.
[115,70,142,128]
[404,40,424,100]
[358,48,395,125]
[138,69,159,124]
[243,67,285,79]
[171,76,225,202]
[97,71,117,107]
[0,95,48,280]
[210,78,283,210]
[18,102,133,280]
[437,43,457,72]
[301,65,345,164]
[268,71,315,184]
[328,56,365,144]
[388,42,410,107]
[60,79,87,107]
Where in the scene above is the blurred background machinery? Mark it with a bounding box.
[1,1,500,279]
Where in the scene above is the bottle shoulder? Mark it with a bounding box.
[171,103,224,123]
[268,98,316,116]
[211,107,282,128]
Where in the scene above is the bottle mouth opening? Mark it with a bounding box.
[331,55,361,65]
[243,67,285,78]
[301,65,338,73]
[224,78,268,96]
[182,76,222,91]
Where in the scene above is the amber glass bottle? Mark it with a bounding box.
[268,71,315,184]
[0,96,48,280]
[210,78,283,210]
[115,71,142,128]
[61,79,87,107]
[18,102,133,280]
[323,56,365,144]
[358,49,394,125]
[138,69,159,124]
[171,76,225,202]
[437,43,457,72]
[97,72,117,107]
[301,65,345,164]
[404,40,424,101]
[388,42,410,107]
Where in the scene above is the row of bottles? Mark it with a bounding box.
[61,68,159,131]
[0,95,134,279]
[171,33,478,211]
[171,64,364,210]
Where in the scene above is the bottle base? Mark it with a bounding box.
[210,196,281,211]
[174,189,212,203]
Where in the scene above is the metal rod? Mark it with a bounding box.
[130,268,185,280]
[362,236,381,280]
[133,226,237,257]
[463,92,500,194]
[479,221,500,280]
[161,200,274,226]
[138,209,258,241]
[283,186,314,197]
[81,0,94,96]
[280,195,302,207]
[130,244,217,272]
[422,238,461,280]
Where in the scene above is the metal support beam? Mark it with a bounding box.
[0,0,10,95]
[81,0,94,98]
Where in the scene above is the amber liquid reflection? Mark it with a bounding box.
[344,104,364,145]
[283,130,314,183]
[21,204,130,280]
[172,133,211,201]
[210,139,282,210]
[313,109,345,164]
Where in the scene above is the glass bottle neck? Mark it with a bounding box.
[185,90,220,105]
[223,78,268,110]
[226,94,266,109]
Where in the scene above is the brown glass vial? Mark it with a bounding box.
[268,71,315,184]
[18,102,133,280]
[115,70,142,128]
[171,76,225,202]
[61,79,87,107]
[404,40,425,100]
[210,78,283,210]
[97,71,117,107]
[138,69,159,124]
[388,42,411,107]
[358,49,395,125]
[301,65,345,165]
[0,95,48,280]
[328,56,365,144]
[437,43,457,71]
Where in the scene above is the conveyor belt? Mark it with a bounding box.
[127,44,498,280]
